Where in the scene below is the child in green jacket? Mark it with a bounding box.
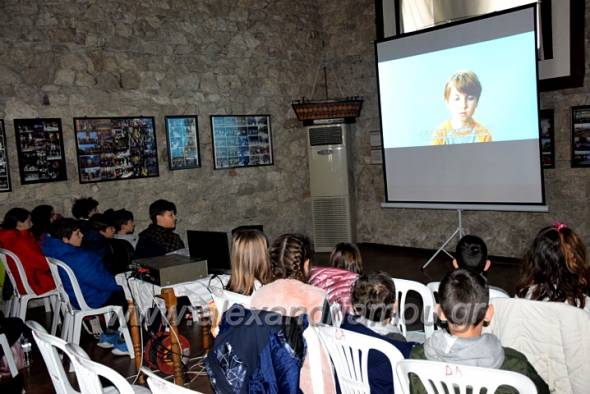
[409,269,548,394]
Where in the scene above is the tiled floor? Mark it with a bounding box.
[19,242,521,393]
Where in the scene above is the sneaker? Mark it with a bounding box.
[97,332,119,349]
[111,340,129,356]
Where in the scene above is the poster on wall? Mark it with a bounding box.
[540,109,555,169]
[165,115,200,170]
[73,117,159,183]
[14,118,67,185]
[571,106,590,167]
[0,120,11,191]
[210,115,273,169]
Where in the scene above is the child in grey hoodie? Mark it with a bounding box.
[409,269,548,394]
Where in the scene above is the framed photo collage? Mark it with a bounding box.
[0,114,275,191]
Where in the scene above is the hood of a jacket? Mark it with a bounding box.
[423,329,505,369]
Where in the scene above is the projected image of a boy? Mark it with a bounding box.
[432,70,492,145]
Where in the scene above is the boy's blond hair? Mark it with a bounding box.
[444,70,482,101]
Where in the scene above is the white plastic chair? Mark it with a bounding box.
[302,327,328,393]
[141,367,202,393]
[396,359,537,394]
[66,342,150,394]
[27,319,81,394]
[0,248,59,330]
[0,332,18,377]
[485,297,590,393]
[46,257,134,360]
[210,288,251,315]
[427,281,510,299]
[314,324,404,393]
[392,278,436,341]
[329,302,343,328]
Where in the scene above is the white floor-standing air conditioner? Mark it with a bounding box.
[307,123,354,252]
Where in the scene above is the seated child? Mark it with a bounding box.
[309,242,362,313]
[0,208,55,296]
[42,218,124,310]
[42,218,129,355]
[108,209,137,248]
[134,199,184,258]
[251,233,334,394]
[453,234,491,274]
[410,269,549,394]
[226,229,272,295]
[209,229,272,336]
[341,272,414,394]
[329,242,363,273]
[516,223,590,312]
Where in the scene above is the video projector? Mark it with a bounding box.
[132,254,208,286]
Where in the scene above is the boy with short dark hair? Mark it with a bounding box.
[340,272,414,394]
[43,218,129,355]
[453,234,490,274]
[134,199,184,258]
[409,269,549,394]
[71,197,99,220]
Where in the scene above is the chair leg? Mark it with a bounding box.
[0,334,18,377]
[43,298,51,312]
[18,299,29,321]
[50,299,61,336]
[117,308,135,359]
[2,298,13,316]
[7,298,16,317]
[62,313,73,342]
[73,316,83,346]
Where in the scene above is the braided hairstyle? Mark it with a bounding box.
[269,233,313,282]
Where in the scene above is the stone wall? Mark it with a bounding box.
[318,0,590,257]
[0,0,322,241]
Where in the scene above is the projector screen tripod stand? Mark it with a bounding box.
[421,209,465,270]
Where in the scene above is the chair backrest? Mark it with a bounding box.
[27,319,80,394]
[210,288,251,316]
[392,278,436,339]
[46,257,91,310]
[485,297,590,394]
[302,327,328,393]
[427,281,510,300]
[314,324,404,393]
[396,359,537,394]
[66,342,136,394]
[0,247,34,296]
[489,286,510,298]
[329,302,343,328]
[141,367,201,393]
[0,332,18,377]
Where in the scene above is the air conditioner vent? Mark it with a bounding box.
[311,197,352,251]
[309,126,343,146]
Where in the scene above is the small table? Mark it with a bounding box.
[116,272,229,384]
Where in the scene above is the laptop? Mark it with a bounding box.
[187,230,231,275]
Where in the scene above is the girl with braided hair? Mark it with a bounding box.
[516,223,590,312]
[251,233,335,393]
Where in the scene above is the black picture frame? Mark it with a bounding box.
[376,1,585,91]
[0,120,12,192]
[73,117,159,183]
[14,118,67,185]
[538,0,585,91]
[539,109,555,169]
[165,115,200,171]
[571,106,590,168]
[210,115,274,170]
